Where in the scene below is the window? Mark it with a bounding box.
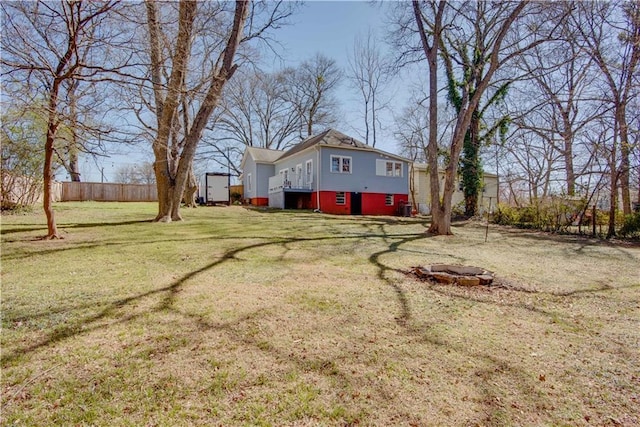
[305,160,313,184]
[330,155,352,173]
[385,194,394,206]
[376,160,403,177]
[247,173,252,192]
[296,164,303,187]
[336,192,346,205]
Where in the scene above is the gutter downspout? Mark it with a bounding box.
[315,146,321,212]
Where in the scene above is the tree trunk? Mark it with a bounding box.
[607,130,618,238]
[44,80,62,239]
[618,107,632,215]
[182,168,198,208]
[412,0,448,234]
[154,160,176,222]
[462,112,481,217]
[150,0,249,222]
[607,167,617,238]
[147,0,197,222]
[69,150,81,182]
[561,111,575,196]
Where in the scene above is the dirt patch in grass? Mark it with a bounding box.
[2,203,639,426]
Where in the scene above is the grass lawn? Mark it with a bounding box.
[2,202,639,426]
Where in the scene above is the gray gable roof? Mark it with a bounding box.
[275,128,413,163]
[277,129,367,161]
[242,129,411,167]
[245,146,283,163]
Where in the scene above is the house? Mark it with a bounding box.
[411,163,499,214]
[240,147,282,206]
[241,129,410,215]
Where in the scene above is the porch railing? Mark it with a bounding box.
[268,172,312,194]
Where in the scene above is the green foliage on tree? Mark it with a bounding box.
[442,42,511,217]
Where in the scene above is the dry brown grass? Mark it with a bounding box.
[1,202,639,426]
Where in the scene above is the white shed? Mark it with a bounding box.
[201,172,230,205]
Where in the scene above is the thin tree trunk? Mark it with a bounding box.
[607,123,619,238]
[371,95,375,147]
[463,113,481,217]
[607,166,617,238]
[618,107,632,215]
[412,0,448,234]
[44,80,62,239]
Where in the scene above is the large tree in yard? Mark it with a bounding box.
[145,0,292,222]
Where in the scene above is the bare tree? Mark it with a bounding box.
[438,1,514,217]
[571,1,639,228]
[401,1,567,234]
[347,30,388,147]
[513,34,602,198]
[114,162,155,184]
[197,68,303,176]
[144,0,294,222]
[282,53,343,138]
[409,0,447,234]
[1,0,130,238]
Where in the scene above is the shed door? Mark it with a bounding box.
[207,175,229,202]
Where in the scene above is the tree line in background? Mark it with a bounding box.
[1,0,638,238]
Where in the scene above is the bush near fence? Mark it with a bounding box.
[492,197,588,232]
[1,173,63,210]
[61,182,157,202]
[491,197,633,237]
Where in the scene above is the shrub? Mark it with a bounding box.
[619,212,640,238]
[230,191,242,204]
[492,197,587,232]
[493,204,518,226]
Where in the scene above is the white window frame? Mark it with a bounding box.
[330,155,352,174]
[376,160,403,178]
[296,164,303,187]
[305,160,313,184]
[336,191,346,205]
[394,162,402,177]
[247,173,252,192]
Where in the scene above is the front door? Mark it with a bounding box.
[350,192,362,215]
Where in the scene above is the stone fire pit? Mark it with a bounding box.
[412,264,494,286]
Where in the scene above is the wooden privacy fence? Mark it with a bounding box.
[229,184,243,195]
[61,182,158,202]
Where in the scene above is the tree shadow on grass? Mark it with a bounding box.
[1,229,425,366]
[366,225,566,425]
[2,229,429,422]
[2,216,584,424]
[1,219,153,236]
